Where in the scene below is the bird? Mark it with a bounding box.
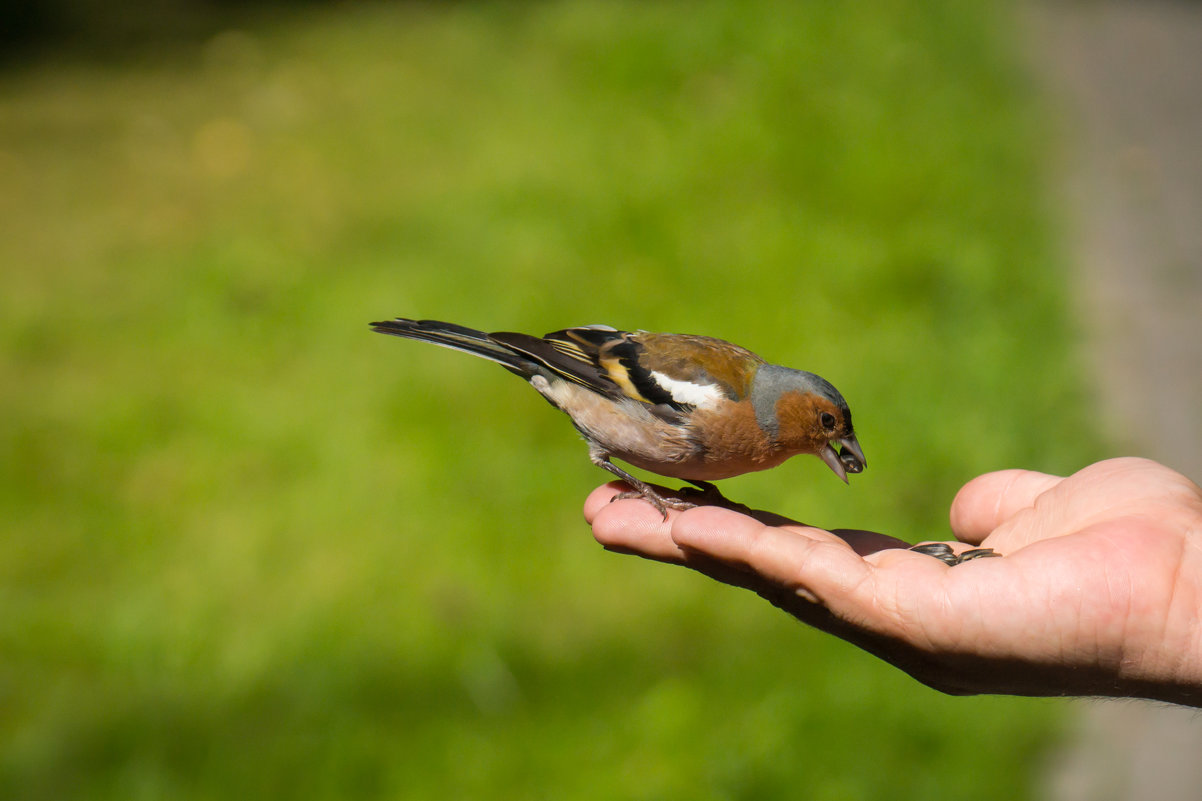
[369,318,866,516]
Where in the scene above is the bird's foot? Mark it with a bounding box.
[679,480,752,514]
[611,487,698,518]
[609,480,752,519]
[596,457,699,519]
[908,542,1001,566]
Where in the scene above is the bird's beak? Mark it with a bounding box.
[818,443,848,483]
[838,434,866,473]
[818,435,866,483]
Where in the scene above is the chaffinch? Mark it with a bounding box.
[370,318,867,516]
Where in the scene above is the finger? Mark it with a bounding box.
[583,482,629,523]
[949,469,1064,543]
[586,484,692,563]
[667,506,875,606]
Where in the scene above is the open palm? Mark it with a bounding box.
[585,458,1202,706]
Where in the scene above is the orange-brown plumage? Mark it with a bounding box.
[773,391,850,455]
[682,400,789,479]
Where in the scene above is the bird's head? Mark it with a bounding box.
[750,364,866,482]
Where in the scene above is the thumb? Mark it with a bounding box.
[949,469,1064,543]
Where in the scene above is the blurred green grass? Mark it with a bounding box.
[0,1,1103,798]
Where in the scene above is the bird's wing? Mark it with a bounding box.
[625,333,763,404]
[491,328,761,416]
[487,326,628,401]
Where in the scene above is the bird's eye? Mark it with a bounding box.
[820,412,837,430]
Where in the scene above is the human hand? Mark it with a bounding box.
[584,457,1202,706]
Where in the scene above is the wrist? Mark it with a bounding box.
[1118,515,1202,705]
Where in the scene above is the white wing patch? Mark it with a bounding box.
[649,371,725,408]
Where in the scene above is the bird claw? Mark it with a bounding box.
[610,488,697,518]
[908,542,1001,566]
[608,481,756,520]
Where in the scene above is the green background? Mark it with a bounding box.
[1,1,1103,798]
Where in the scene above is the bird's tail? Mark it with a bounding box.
[370,318,536,376]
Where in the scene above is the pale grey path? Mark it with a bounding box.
[1027,2,1202,801]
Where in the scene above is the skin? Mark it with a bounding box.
[584,457,1202,706]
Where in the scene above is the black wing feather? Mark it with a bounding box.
[489,330,624,399]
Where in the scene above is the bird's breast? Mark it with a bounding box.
[531,375,792,481]
[674,402,791,479]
